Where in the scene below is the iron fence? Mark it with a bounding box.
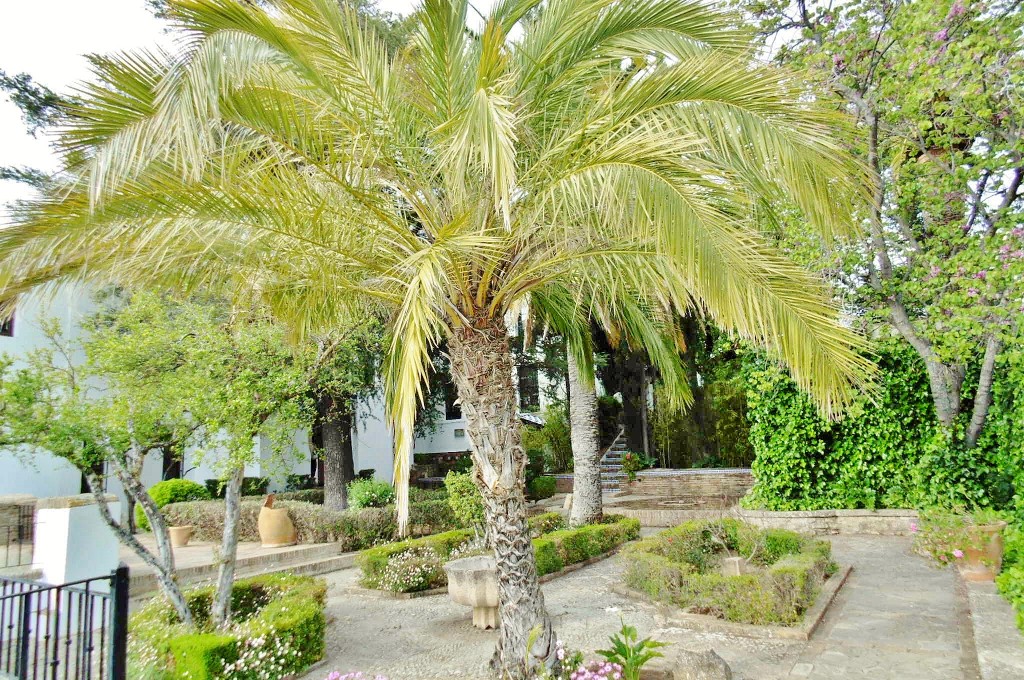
[1,506,34,569]
[0,565,128,680]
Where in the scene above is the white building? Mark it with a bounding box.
[0,289,557,500]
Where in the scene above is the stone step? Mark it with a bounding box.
[129,543,353,597]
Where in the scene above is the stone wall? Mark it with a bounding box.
[622,468,755,499]
[737,508,919,536]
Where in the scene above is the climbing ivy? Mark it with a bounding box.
[743,340,1015,511]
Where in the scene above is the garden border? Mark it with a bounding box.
[345,546,627,600]
[612,564,852,640]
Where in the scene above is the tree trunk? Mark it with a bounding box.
[212,465,244,629]
[567,352,602,527]
[448,320,556,679]
[98,462,193,626]
[321,396,355,511]
[618,349,649,453]
[965,335,1002,449]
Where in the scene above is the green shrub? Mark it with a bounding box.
[445,471,485,528]
[130,573,326,679]
[161,498,459,549]
[621,520,832,626]
[137,479,211,531]
[347,478,396,509]
[270,488,325,504]
[357,515,638,591]
[528,476,556,501]
[409,486,448,503]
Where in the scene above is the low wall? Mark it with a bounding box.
[554,475,573,494]
[737,508,919,536]
[622,468,754,499]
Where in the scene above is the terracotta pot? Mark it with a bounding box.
[959,522,1007,582]
[258,505,297,548]
[168,525,194,548]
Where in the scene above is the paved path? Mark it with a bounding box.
[306,535,1023,680]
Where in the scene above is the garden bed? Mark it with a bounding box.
[355,513,640,595]
[129,573,326,679]
[619,520,839,631]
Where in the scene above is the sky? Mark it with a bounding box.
[0,0,435,216]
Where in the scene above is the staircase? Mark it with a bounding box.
[600,431,629,494]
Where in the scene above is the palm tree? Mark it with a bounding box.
[0,0,876,674]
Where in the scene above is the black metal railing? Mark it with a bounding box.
[1,505,34,569]
[0,565,128,680]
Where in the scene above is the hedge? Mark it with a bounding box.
[129,573,326,680]
[528,475,557,501]
[160,499,459,550]
[358,513,639,591]
[621,519,834,626]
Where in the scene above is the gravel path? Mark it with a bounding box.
[304,535,1021,680]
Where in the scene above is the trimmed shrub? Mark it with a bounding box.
[444,471,485,529]
[621,520,833,626]
[129,573,326,680]
[528,475,557,501]
[347,478,396,509]
[137,479,211,531]
[357,514,639,591]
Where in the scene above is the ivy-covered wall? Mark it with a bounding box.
[742,341,1017,511]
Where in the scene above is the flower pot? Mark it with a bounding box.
[168,525,194,548]
[444,556,499,629]
[959,522,1007,582]
[258,504,297,548]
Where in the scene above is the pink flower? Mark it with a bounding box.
[909,521,918,533]
[948,1,966,18]
[954,549,964,559]
[934,28,949,41]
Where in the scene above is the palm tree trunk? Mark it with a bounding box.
[567,351,602,527]
[448,320,557,679]
[321,396,355,511]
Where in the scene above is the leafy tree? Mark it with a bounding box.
[0,0,875,674]
[740,0,1024,448]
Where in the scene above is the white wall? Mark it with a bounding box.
[0,447,83,498]
[353,393,397,483]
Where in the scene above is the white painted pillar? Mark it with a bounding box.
[32,494,121,589]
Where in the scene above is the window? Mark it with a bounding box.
[518,364,540,412]
[444,377,462,420]
[0,312,13,337]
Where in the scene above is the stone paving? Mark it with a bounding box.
[306,535,1024,680]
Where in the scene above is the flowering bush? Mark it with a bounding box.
[379,547,445,592]
[347,478,397,509]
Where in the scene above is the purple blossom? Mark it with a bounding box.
[973,270,987,280]
[934,28,949,41]
[968,288,980,297]
[910,521,919,533]
[953,549,965,559]
[948,1,966,18]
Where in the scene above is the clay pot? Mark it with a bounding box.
[959,522,1007,582]
[258,497,297,548]
[168,525,194,548]
[444,556,499,629]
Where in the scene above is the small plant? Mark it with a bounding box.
[448,535,490,561]
[347,478,396,509]
[913,507,1009,566]
[596,622,668,680]
[620,451,655,482]
[445,471,485,529]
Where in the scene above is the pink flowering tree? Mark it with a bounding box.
[738,0,1024,451]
